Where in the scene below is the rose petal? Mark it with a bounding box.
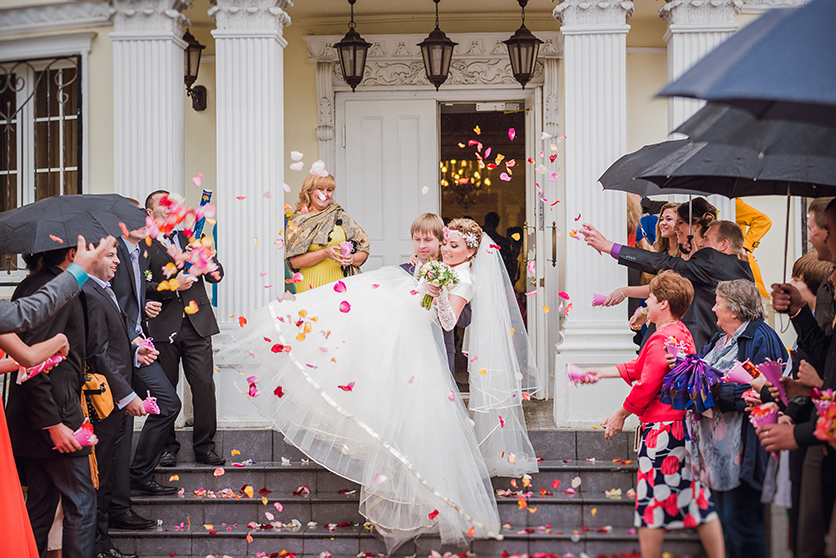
[339,301,351,313]
[192,173,203,188]
[290,150,304,161]
[333,281,346,293]
[289,161,304,171]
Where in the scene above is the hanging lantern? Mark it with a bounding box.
[418,0,457,91]
[335,0,371,92]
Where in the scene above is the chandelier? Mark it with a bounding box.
[439,159,494,209]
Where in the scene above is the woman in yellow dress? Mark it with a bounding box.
[285,172,370,292]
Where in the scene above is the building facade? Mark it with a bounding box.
[0,0,807,429]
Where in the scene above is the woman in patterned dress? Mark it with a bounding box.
[580,270,725,558]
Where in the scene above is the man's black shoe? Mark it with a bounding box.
[108,509,155,530]
[159,451,177,467]
[195,449,226,466]
[97,547,139,558]
[130,479,177,496]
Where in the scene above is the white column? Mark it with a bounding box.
[111,0,190,201]
[316,61,336,173]
[662,0,741,220]
[210,0,290,325]
[552,0,639,428]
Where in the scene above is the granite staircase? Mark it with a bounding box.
[111,428,705,558]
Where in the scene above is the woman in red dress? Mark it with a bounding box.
[579,270,725,558]
[0,331,69,558]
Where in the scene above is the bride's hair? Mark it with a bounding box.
[446,218,483,259]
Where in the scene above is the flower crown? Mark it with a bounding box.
[444,226,479,249]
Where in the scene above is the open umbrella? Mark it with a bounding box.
[638,140,836,281]
[658,0,836,128]
[599,140,710,198]
[676,102,836,158]
[637,140,836,198]
[0,194,147,254]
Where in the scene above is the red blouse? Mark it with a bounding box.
[617,321,695,423]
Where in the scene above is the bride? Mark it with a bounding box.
[220,218,539,551]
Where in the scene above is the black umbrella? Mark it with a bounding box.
[637,140,836,198]
[658,0,836,128]
[0,194,147,254]
[638,140,836,281]
[598,140,709,197]
[676,102,836,158]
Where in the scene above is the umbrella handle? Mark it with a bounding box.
[783,184,790,284]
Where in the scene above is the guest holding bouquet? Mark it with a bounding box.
[286,171,370,292]
[579,271,724,558]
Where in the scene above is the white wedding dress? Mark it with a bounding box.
[218,235,538,552]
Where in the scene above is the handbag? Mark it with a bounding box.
[83,366,114,421]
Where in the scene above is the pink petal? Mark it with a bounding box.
[524,290,537,297]
[500,173,512,182]
[263,191,272,199]
[484,147,492,159]
[549,173,559,182]
[558,291,570,300]
[289,161,304,171]
[274,502,283,512]
[373,473,388,484]
[508,128,516,141]
[339,301,351,313]
[290,151,304,162]
[421,186,429,195]
[334,281,346,293]
[192,173,203,188]
[283,183,291,192]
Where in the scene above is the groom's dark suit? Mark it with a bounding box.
[145,232,223,457]
[8,264,95,557]
[109,237,179,516]
[401,262,471,374]
[83,277,138,554]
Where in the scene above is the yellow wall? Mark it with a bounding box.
[86,25,114,195]
[626,51,669,152]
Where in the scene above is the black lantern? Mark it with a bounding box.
[418,0,457,91]
[335,0,371,92]
[183,29,207,111]
[504,0,543,89]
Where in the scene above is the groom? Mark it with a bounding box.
[402,213,471,377]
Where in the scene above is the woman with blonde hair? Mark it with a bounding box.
[285,171,370,292]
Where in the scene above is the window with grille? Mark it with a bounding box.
[0,56,82,277]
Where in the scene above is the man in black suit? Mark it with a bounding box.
[108,204,180,528]
[583,219,754,350]
[145,190,225,466]
[7,245,105,558]
[83,241,160,558]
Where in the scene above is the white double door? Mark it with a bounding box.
[335,99,439,270]
[335,93,551,399]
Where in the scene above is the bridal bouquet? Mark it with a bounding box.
[417,260,459,310]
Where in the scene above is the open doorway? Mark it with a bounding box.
[439,103,527,387]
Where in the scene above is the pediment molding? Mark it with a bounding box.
[303,32,561,91]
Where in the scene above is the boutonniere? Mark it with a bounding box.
[143,270,152,282]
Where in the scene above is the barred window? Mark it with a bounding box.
[0,56,82,276]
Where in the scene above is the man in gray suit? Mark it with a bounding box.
[0,235,116,333]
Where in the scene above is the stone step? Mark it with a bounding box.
[110,523,705,558]
[151,459,637,496]
[125,489,640,529]
[135,428,638,465]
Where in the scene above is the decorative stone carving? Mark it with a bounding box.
[209,0,291,33]
[304,32,561,64]
[553,0,634,26]
[660,0,742,25]
[305,32,559,91]
[334,58,544,89]
[0,1,113,36]
[112,0,191,34]
[315,60,335,173]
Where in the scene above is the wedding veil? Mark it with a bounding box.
[463,233,540,477]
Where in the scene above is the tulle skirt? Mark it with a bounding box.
[219,267,502,552]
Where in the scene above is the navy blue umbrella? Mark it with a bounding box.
[658,0,836,127]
